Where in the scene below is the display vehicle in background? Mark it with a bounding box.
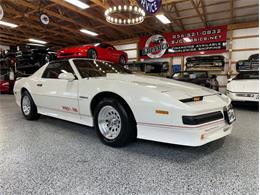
[0,68,14,94]
[226,71,259,103]
[14,58,235,147]
[0,51,16,94]
[186,55,225,70]
[57,43,128,65]
[169,71,219,91]
[236,54,259,71]
[16,48,56,71]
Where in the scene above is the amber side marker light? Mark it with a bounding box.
[155,110,169,115]
[194,96,202,101]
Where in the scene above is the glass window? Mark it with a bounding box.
[42,61,75,79]
[98,43,109,49]
[73,59,132,78]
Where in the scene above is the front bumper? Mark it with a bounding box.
[226,90,259,102]
[137,119,232,146]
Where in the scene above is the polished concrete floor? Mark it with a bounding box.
[0,95,258,195]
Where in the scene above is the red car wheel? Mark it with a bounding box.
[87,49,97,59]
[119,55,126,65]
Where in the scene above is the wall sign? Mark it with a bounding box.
[139,25,228,59]
[40,14,49,25]
[138,0,161,15]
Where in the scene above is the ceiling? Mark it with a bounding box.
[0,0,259,48]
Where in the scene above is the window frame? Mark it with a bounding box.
[41,60,77,80]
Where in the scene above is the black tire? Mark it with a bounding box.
[94,98,136,147]
[87,49,97,59]
[21,91,40,120]
[119,55,126,65]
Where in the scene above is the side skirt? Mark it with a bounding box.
[37,106,94,127]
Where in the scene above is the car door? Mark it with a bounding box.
[33,60,79,117]
[106,45,119,63]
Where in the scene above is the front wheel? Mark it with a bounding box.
[94,98,136,147]
[21,91,40,120]
[87,49,97,59]
[119,55,126,65]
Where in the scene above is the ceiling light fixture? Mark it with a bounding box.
[183,37,192,42]
[28,38,47,44]
[0,21,18,28]
[80,29,98,36]
[156,14,171,24]
[64,0,89,9]
[104,5,145,25]
[27,43,46,47]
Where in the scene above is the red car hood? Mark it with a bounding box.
[58,45,92,55]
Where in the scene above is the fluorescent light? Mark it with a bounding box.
[27,43,46,47]
[80,29,98,36]
[156,14,171,24]
[65,0,89,9]
[28,38,47,44]
[183,37,192,42]
[0,21,18,28]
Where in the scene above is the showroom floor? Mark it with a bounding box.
[0,95,258,195]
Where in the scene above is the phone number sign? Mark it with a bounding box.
[139,25,228,59]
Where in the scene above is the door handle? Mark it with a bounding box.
[37,83,43,87]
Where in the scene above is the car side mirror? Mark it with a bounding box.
[58,72,75,81]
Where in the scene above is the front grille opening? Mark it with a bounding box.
[182,111,223,125]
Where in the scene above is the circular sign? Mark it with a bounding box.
[138,0,161,15]
[144,34,168,58]
[40,14,49,25]
[0,5,4,20]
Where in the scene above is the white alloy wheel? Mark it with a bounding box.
[98,105,121,140]
[22,95,31,116]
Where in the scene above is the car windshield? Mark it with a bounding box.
[73,59,132,78]
[234,71,259,80]
[173,71,207,79]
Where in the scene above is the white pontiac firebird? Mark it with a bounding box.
[14,58,236,147]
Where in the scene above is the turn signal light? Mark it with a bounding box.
[155,110,169,115]
[194,96,202,101]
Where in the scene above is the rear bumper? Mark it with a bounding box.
[226,90,259,102]
[0,82,10,93]
[137,119,232,146]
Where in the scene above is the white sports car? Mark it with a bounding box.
[14,58,235,147]
[226,71,259,103]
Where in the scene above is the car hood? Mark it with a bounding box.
[228,79,259,93]
[105,73,218,99]
[58,45,92,53]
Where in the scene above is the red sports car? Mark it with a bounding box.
[57,43,128,65]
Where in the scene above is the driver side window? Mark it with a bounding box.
[42,61,75,79]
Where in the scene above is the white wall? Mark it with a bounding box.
[229,27,259,74]
[113,26,259,91]
[0,44,10,50]
[114,43,138,62]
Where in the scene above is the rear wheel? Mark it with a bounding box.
[94,98,136,147]
[21,91,40,120]
[87,49,97,59]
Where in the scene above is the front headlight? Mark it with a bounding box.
[214,62,222,66]
[236,93,255,97]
